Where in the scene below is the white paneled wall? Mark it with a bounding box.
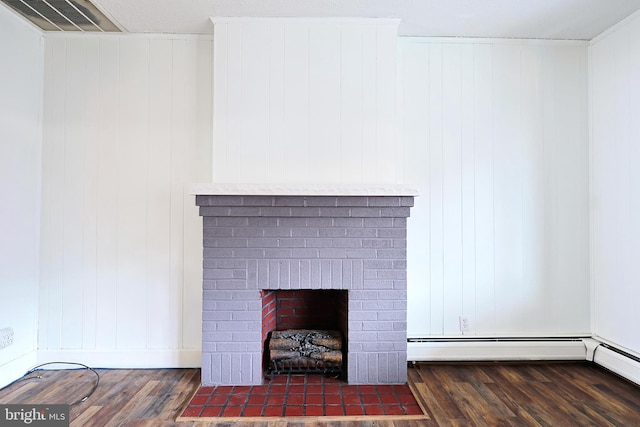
[39,34,212,366]
[399,39,590,338]
[211,18,402,185]
[0,5,43,387]
[591,13,640,356]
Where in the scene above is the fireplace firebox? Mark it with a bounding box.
[194,187,415,386]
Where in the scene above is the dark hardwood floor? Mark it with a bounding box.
[1,362,638,426]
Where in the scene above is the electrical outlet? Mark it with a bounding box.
[0,328,14,350]
[459,316,471,332]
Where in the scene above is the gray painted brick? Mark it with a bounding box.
[362,321,393,331]
[203,248,234,258]
[231,311,261,321]
[350,331,378,342]
[377,331,406,341]
[367,196,401,207]
[263,227,292,237]
[347,228,378,238]
[351,207,381,217]
[393,217,408,227]
[306,196,339,207]
[203,269,235,280]
[203,311,233,321]
[233,248,265,258]
[232,227,264,237]
[229,207,262,217]
[393,239,407,249]
[380,207,411,218]
[400,197,414,207]
[265,248,293,258]
[376,249,406,259]
[378,290,407,300]
[277,238,306,247]
[291,228,319,237]
[274,196,306,207]
[199,206,231,216]
[363,280,394,290]
[337,197,369,207]
[319,207,352,217]
[377,311,407,321]
[362,300,395,310]
[348,321,363,331]
[278,217,307,227]
[334,218,364,227]
[203,227,233,237]
[247,217,279,227]
[377,228,404,238]
[203,217,218,226]
[203,332,233,342]
[206,237,248,248]
[363,259,394,269]
[318,228,347,237]
[349,311,378,321]
[198,194,411,385]
[346,249,377,259]
[319,248,347,258]
[306,238,333,248]
[393,280,408,290]
[331,238,362,248]
[305,218,334,227]
[393,321,407,330]
[217,217,249,227]
[377,270,407,279]
[260,207,293,217]
[242,196,276,206]
[231,332,262,342]
[290,207,321,217]
[363,218,394,228]
[362,239,392,248]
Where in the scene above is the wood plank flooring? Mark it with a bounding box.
[0,362,638,426]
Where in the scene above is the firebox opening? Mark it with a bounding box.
[261,290,348,380]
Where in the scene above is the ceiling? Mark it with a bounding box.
[4,0,640,39]
[86,0,640,40]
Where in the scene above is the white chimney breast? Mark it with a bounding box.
[211,17,401,185]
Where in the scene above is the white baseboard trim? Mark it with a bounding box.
[407,340,587,361]
[593,346,640,386]
[0,351,37,389]
[37,349,201,369]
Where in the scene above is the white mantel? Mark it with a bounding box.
[190,183,419,196]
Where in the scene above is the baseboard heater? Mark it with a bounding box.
[408,337,640,386]
[590,341,640,386]
[407,337,589,362]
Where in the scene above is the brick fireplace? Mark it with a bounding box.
[194,185,415,386]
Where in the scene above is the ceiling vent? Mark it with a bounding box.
[2,0,120,31]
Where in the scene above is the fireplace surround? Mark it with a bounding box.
[194,184,416,386]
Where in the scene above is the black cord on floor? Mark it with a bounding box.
[20,362,100,407]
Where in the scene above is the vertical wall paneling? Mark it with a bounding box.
[399,38,589,338]
[211,18,401,185]
[0,5,43,387]
[116,39,150,350]
[441,43,463,335]
[40,34,212,365]
[591,13,640,356]
[94,38,119,350]
[400,41,431,336]
[82,37,100,350]
[61,37,87,349]
[146,38,173,349]
[492,44,524,335]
